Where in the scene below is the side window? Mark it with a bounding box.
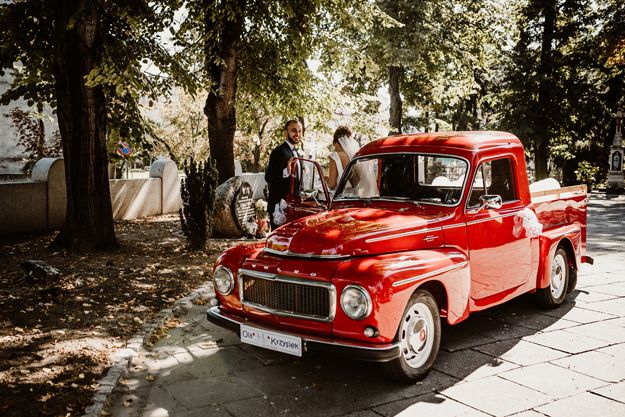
[468,166,486,207]
[300,160,327,202]
[468,158,516,208]
[489,158,516,202]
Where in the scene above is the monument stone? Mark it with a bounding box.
[608,110,624,189]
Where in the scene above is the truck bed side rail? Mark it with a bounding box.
[530,184,587,202]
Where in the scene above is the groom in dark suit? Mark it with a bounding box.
[265,120,303,230]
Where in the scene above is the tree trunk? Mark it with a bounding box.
[204,0,245,185]
[51,0,117,251]
[534,0,557,181]
[388,66,403,134]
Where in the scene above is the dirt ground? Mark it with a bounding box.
[0,214,249,417]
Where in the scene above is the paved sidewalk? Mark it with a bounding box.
[108,193,625,417]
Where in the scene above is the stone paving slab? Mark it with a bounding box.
[586,282,625,297]
[572,289,619,304]
[577,297,625,317]
[441,376,551,416]
[563,321,625,343]
[538,302,619,323]
[598,341,625,358]
[372,393,490,417]
[498,362,608,399]
[105,193,625,417]
[473,339,570,366]
[434,349,519,381]
[552,350,625,383]
[591,381,625,404]
[534,392,625,417]
[521,328,612,354]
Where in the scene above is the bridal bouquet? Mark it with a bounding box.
[272,199,287,227]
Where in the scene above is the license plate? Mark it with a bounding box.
[240,324,302,357]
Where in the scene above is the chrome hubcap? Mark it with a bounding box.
[399,302,435,369]
[550,253,566,299]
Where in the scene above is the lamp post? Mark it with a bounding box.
[608,110,624,190]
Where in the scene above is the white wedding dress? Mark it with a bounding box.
[329,151,346,182]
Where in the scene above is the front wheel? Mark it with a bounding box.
[537,247,569,308]
[382,290,441,382]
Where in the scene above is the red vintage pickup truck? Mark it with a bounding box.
[207,131,592,381]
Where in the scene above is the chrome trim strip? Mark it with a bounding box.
[442,223,465,230]
[365,227,442,243]
[392,261,469,288]
[544,226,581,240]
[465,210,521,226]
[238,268,337,323]
[263,247,350,259]
[207,306,400,352]
[304,337,400,352]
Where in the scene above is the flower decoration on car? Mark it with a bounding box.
[254,199,270,237]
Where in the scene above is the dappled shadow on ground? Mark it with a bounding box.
[111,291,579,416]
[0,214,253,417]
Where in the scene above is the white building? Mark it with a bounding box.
[0,70,58,176]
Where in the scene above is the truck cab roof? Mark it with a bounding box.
[358,131,523,158]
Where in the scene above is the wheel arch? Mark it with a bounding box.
[416,280,448,321]
[537,227,581,290]
[557,237,577,271]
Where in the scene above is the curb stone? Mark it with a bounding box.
[81,283,213,417]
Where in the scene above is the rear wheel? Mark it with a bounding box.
[382,290,441,382]
[537,247,569,308]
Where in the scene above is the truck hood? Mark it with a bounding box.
[265,207,449,258]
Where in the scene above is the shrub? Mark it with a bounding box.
[574,160,600,191]
[179,158,219,250]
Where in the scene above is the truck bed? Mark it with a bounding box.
[531,184,588,255]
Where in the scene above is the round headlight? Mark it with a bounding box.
[213,266,234,295]
[340,285,372,320]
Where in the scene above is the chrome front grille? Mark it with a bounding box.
[238,269,336,322]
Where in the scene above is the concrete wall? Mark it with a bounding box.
[110,178,162,220]
[0,158,182,234]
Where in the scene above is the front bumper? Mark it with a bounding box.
[206,306,400,362]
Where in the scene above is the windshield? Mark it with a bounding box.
[333,153,468,206]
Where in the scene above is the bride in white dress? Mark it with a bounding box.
[328,126,360,190]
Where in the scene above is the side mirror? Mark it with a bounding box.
[479,194,502,210]
[301,188,320,203]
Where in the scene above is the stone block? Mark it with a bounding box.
[535,391,625,417]
[32,157,66,228]
[522,329,610,354]
[150,158,181,214]
[592,381,625,403]
[474,339,569,366]
[552,350,625,383]
[500,362,607,399]
[109,178,161,220]
[0,180,46,233]
[373,393,490,417]
[442,376,551,416]
[434,349,518,381]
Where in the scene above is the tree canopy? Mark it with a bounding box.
[0,0,192,251]
[1,0,624,251]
